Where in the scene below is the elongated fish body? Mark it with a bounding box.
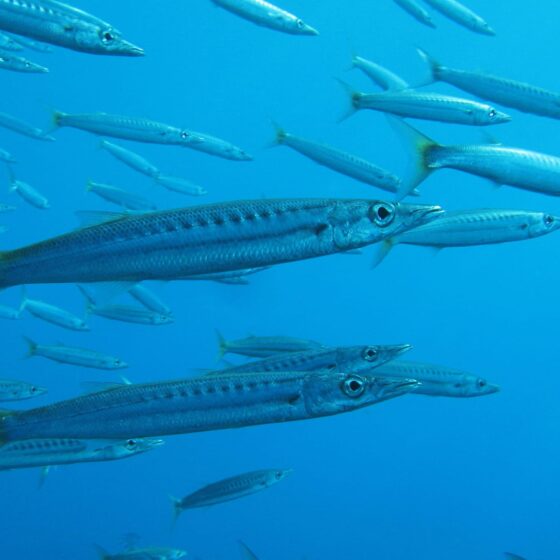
[0,0,144,55]
[155,175,207,196]
[213,344,412,375]
[0,437,162,470]
[9,179,49,209]
[174,468,291,515]
[352,55,409,91]
[217,333,326,358]
[352,89,510,126]
[422,0,494,35]
[0,51,47,73]
[0,148,15,163]
[100,140,160,179]
[393,0,436,28]
[0,198,443,288]
[0,202,16,211]
[185,131,253,161]
[128,285,172,315]
[373,360,499,397]
[0,371,419,442]
[420,50,560,119]
[21,295,88,331]
[0,112,54,141]
[0,303,19,319]
[0,379,46,401]
[275,127,401,193]
[211,0,318,35]
[87,181,157,211]
[97,546,187,560]
[24,337,127,370]
[0,30,22,50]
[88,303,174,326]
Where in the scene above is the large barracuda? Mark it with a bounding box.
[0,198,443,288]
[0,371,419,442]
[422,0,495,36]
[0,0,144,56]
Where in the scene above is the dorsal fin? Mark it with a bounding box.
[75,210,127,228]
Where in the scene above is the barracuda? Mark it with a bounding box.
[0,371,419,443]
[0,198,443,288]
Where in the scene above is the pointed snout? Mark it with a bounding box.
[118,40,145,57]
[301,23,319,36]
[378,376,420,400]
[144,438,165,449]
[494,110,512,124]
[402,203,445,228]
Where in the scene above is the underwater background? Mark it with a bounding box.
[1,0,559,558]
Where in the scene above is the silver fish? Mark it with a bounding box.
[0,30,22,50]
[393,0,436,28]
[0,51,48,73]
[0,148,15,163]
[0,0,144,56]
[186,267,268,285]
[86,180,157,212]
[373,209,560,265]
[95,544,187,560]
[87,302,174,326]
[128,284,172,316]
[341,82,511,126]
[422,0,494,35]
[99,140,160,179]
[373,360,499,397]
[217,332,325,358]
[395,119,560,197]
[172,468,291,520]
[0,371,419,442]
[0,379,47,401]
[9,178,49,209]
[0,112,55,141]
[274,124,402,193]
[21,290,88,331]
[0,198,444,288]
[155,175,208,196]
[23,337,128,370]
[419,49,560,120]
[351,55,409,91]
[211,0,318,35]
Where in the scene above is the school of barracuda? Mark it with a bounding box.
[0,0,550,558]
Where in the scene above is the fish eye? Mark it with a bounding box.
[296,19,304,28]
[362,346,378,362]
[114,359,121,366]
[180,131,190,140]
[370,203,395,227]
[275,471,283,480]
[488,109,496,118]
[544,214,554,226]
[31,386,37,393]
[477,379,487,388]
[101,30,114,43]
[126,439,137,448]
[342,376,365,398]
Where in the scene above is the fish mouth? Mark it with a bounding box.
[408,204,445,227]
[300,23,319,36]
[390,343,413,359]
[379,377,420,399]
[484,383,500,395]
[117,40,145,57]
[144,438,165,449]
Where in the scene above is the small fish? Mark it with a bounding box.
[155,175,208,196]
[0,51,48,73]
[0,112,55,141]
[373,360,499,397]
[274,124,401,193]
[128,284,172,316]
[23,337,128,370]
[373,209,560,265]
[394,119,560,198]
[419,49,560,120]
[95,544,187,560]
[0,303,20,320]
[171,468,292,521]
[217,331,325,358]
[20,289,88,331]
[340,81,511,126]
[212,0,318,35]
[0,379,47,401]
[0,148,16,164]
[100,140,160,179]
[183,130,253,161]
[0,202,16,212]
[239,541,260,560]
[393,0,436,28]
[0,31,23,50]
[422,0,494,35]
[86,180,157,211]
[9,178,49,209]
[351,55,409,91]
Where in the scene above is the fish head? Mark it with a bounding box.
[290,18,319,36]
[74,25,144,56]
[453,376,500,398]
[267,468,293,485]
[73,319,90,331]
[473,106,511,125]
[27,384,48,398]
[304,371,419,416]
[109,357,128,369]
[330,200,443,250]
[528,213,560,238]
[16,58,49,73]
[224,145,253,161]
[116,438,165,457]
[335,344,412,373]
[153,313,174,325]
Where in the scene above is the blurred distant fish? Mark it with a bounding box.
[0,30,22,50]
[0,112,55,141]
[217,331,325,358]
[504,554,527,560]
[339,81,511,126]
[0,379,46,401]
[128,284,172,316]
[9,178,49,209]
[273,124,402,194]
[373,360,499,397]
[155,175,208,196]
[0,303,19,320]
[373,209,560,266]
[0,202,16,211]
[87,180,157,211]
[20,289,88,331]
[86,300,174,326]
[0,51,48,73]
[99,140,160,179]
[0,148,16,164]
[351,55,409,91]
[171,468,292,521]
[393,0,435,28]
[23,337,128,370]
[0,437,162,471]
[239,541,259,560]
[422,0,494,35]
[187,130,253,161]
[95,543,187,559]
[394,119,560,197]
[0,0,144,56]
[211,0,318,35]
[419,49,560,120]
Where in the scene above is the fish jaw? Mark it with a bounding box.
[528,213,560,238]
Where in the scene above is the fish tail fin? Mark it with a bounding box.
[19,285,28,315]
[85,180,94,192]
[0,250,14,289]
[22,335,37,358]
[169,495,182,528]
[270,120,287,146]
[415,48,440,86]
[372,239,397,268]
[51,109,66,129]
[38,466,50,489]
[335,78,360,122]
[215,329,228,360]
[93,544,109,560]
[388,118,438,199]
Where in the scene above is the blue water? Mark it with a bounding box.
[1,1,559,558]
